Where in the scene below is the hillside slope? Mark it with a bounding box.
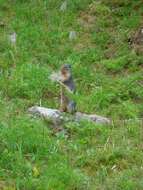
[0,0,143,189]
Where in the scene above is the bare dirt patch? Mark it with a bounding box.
[130,26,143,54]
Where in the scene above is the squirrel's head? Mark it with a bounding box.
[60,64,75,93]
[61,64,71,73]
[60,64,72,78]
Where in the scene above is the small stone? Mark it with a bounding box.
[0,21,5,27]
[69,31,77,40]
[9,32,16,44]
[60,1,67,12]
[111,164,117,170]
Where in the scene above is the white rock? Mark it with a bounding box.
[9,32,16,44]
[60,1,67,12]
[69,31,77,40]
[28,106,61,119]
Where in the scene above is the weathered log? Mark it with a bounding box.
[28,106,110,125]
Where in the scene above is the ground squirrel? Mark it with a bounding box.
[59,64,76,114]
[50,64,76,114]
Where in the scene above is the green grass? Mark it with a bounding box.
[0,0,143,189]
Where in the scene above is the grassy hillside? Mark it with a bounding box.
[0,0,143,189]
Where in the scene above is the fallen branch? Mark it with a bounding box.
[28,106,111,125]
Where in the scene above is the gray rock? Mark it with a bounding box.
[69,31,77,40]
[60,1,67,12]
[9,32,16,44]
